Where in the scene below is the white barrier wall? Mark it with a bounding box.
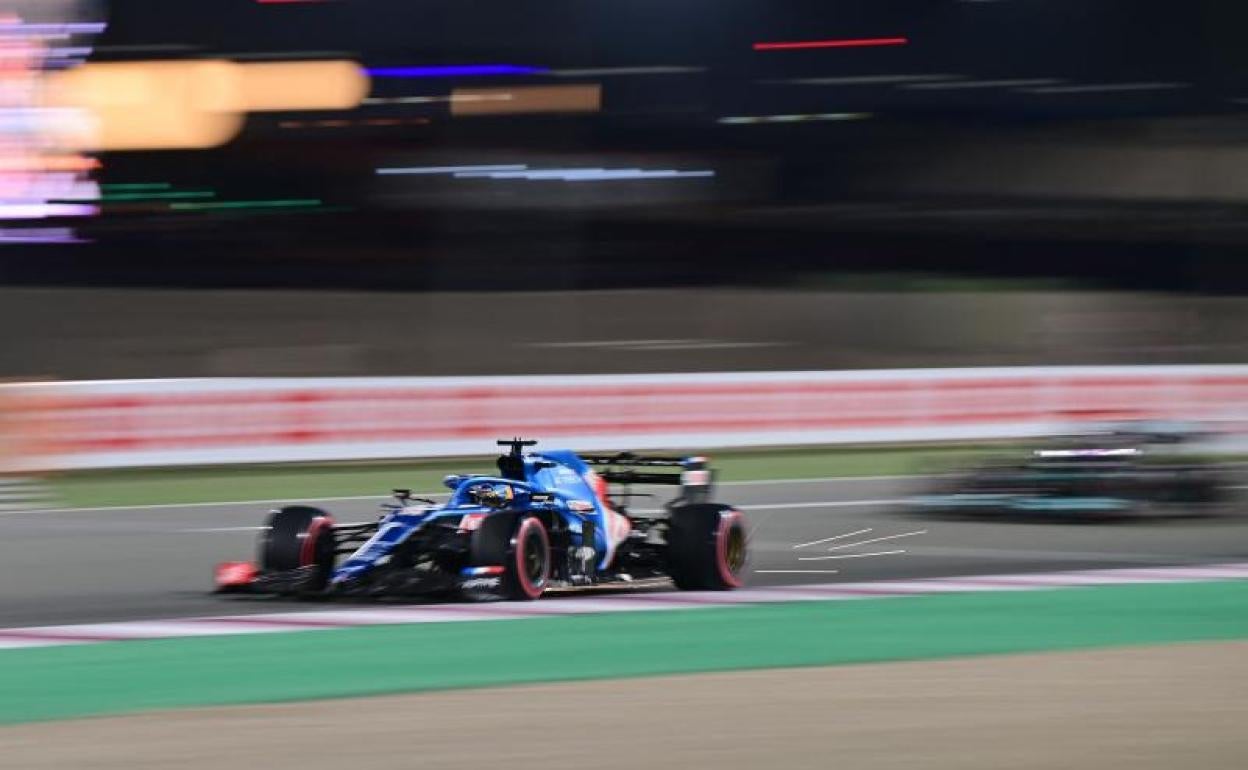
[6,366,1248,470]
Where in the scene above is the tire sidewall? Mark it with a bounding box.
[466,512,551,601]
[511,516,551,600]
[713,510,746,589]
[668,503,748,590]
[260,506,335,592]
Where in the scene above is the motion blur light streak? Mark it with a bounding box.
[43,60,247,150]
[377,164,528,176]
[233,61,369,112]
[1027,82,1191,94]
[222,51,355,61]
[454,168,715,182]
[280,117,429,129]
[1,6,102,239]
[0,226,81,243]
[769,73,962,86]
[548,66,706,77]
[364,94,515,105]
[94,44,197,54]
[169,199,322,212]
[0,203,96,218]
[903,78,1061,90]
[378,164,714,182]
[450,85,599,116]
[364,88,597,117]
[99,183,172,191]
[366,65,548,78]
[43,59,369,150]
[8,22,105,35]
[718,112,871,124]
[752,37,909,51]
[43,46,93,57]
[101,191,214,202]
[0,154,98,172]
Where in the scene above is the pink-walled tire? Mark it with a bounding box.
[467,513,551,601]
[259,506,336,594]
[667,504,747,590]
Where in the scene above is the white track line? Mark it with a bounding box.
[748,500,904,511]
[2,475,920,517]
[752,570,842,575]
[718,474,934,486]
[612,499,901,517]
[826,529,927,551]
[2,471,1240,516]
[792,528,872,550]
[798,549,907,561]
[10,495,392,516]
[181,499,893,530]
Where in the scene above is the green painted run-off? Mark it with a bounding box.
[2,580,1246,725]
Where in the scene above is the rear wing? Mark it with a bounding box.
[580,452,714,504]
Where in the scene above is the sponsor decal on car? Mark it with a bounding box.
[461,565,506,576]
[555,467,581,485]
[568,499,595,513]
[460,577,502,591]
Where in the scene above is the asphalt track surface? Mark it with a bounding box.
[1,475,1246,629]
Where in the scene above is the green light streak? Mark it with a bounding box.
[99,183,173,192]
[102,192,216,202]
[169,199,323,212]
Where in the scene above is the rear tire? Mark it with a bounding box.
[260,506,336,593]
[467,513,551,600]
[667,504,747,590]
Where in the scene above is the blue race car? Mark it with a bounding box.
[215,439,749,600]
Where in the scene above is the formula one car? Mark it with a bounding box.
[909,423,1233,519]
[215,439,749,600]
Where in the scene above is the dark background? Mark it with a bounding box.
[10,0,1248,292]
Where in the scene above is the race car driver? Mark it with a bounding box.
[468,482,515,509]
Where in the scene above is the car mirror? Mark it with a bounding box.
[442,474,463,490]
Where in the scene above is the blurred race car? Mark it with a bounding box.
[909,423,1233,519]
[215,439,748,600]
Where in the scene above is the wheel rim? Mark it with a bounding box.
[300,516,333,567]
[715,512,746,588]
[516,519,549,597]
[725,525,746,576]
[523,530,546,584]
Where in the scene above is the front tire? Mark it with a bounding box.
[259,506,336,593]
[467,513,551,600]
[667,504,747,590]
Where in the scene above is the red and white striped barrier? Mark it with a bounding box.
[3,366,1247,470]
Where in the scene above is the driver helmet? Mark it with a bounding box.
[471,482,515,509]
